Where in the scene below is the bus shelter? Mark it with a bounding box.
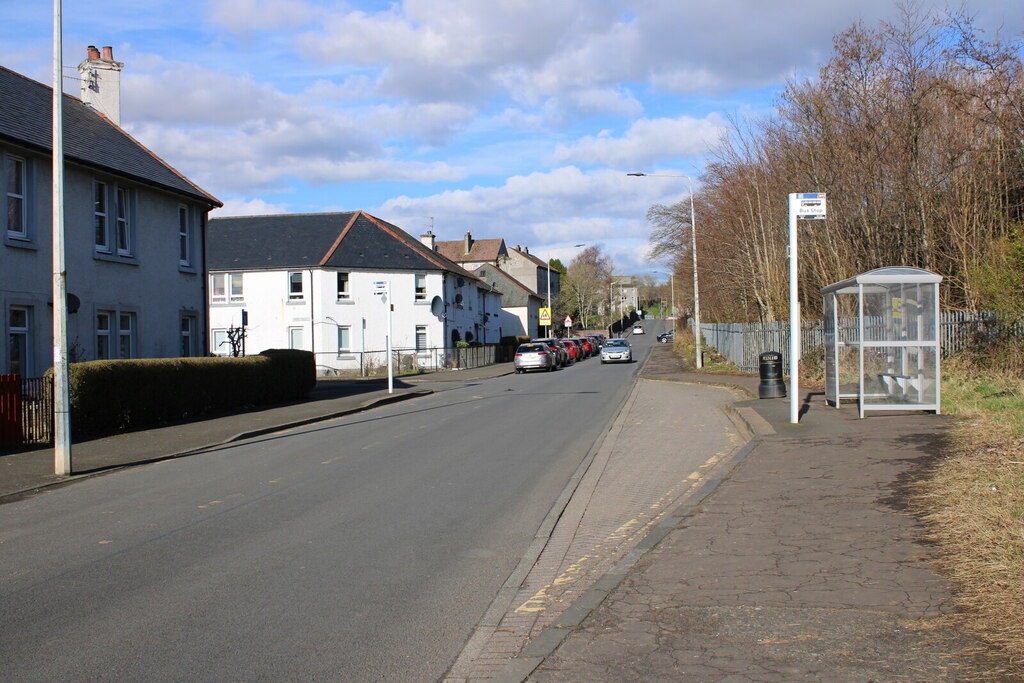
[821,267,942,418]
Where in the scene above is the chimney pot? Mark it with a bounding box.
[87,45,100,59]
[102,46,114,61]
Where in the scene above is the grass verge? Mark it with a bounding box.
[913,354,1024,672]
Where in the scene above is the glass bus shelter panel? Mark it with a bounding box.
[861,345,939,406]
[860,283,937,344]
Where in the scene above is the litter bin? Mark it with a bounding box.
[758,351,786,399]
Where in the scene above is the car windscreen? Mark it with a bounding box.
[518,345,546,352]
[605,340,628,347]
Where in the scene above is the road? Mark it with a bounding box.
[0,327,662,681]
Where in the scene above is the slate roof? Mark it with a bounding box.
[436,236,507,263]
[0,65,219,207]
[471,264,541,308]
[207,211,486,283]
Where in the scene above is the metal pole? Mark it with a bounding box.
[386,281,393,394]
[52,0,71,475]
[788,194,800,424]
[688,179,702,369]
[546,261,551,337]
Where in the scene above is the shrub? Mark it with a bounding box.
[57,350,315,439]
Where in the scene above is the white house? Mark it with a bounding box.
[1,52,221,377]
[471,264,543,338]
[206,211,503,374]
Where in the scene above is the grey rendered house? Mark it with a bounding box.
[1,58,221,377]
[471,264,543,338]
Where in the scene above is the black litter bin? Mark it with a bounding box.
[758,351,786,399]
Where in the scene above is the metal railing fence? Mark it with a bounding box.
[313,344,500,377]
[699,310,1021,374]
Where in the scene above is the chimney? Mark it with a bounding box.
[463,232,472,255]
[78,44,124,125]
[420,230,436,251]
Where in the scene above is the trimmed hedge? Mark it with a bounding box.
[54,349,315,440]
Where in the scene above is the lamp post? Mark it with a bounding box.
[657,270,675,321]
[546,243,585,336]
[628,172,702,369]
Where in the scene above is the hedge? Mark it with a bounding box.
[52,349,315,440]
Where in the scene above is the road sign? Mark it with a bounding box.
[795,192,827,219]
[539,308,552,325]
[564,315,573,327]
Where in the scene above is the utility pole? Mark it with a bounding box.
[52,0,71,475]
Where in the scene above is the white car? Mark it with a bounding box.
[632,325,644,335]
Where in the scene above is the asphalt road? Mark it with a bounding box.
[0,327,659,681]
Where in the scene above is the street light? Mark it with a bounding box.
[657,270,675,322]
[628,172,702,369]
[546,243,585,336]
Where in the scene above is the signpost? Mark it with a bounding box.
[788,192,827,424]
[373,281,393,393]
[539,307,552,330]
[564,315,573,333]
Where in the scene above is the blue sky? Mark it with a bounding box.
[2,0,1022,280]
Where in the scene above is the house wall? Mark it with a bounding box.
[1,143,209,376]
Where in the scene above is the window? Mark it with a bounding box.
[180,316,196,357]
[5,155,26,239]
[94,181,108,251]
[118,313,135,359]
[336,272,350,299]
[211,273,243,304]
[8,306,30,375]
[116,186,131,255]
[212,329,229,356]
[96,311,112,360]
[416,325,427,351]
[178,206,190,266]
[288,326,304,350]
[415,273,427,300]
[337,326,351,352]
[288,272,304,301]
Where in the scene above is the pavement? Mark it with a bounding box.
[1,344,1004,679]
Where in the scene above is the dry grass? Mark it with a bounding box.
[912,355,1024,672]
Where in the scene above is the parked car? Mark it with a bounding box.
[563,338,584,361]
[585,334,603,352]
[657,330,675,343]
[514,343,555,373]
[632,325,645,335]
[601,338,632,363]
[576,337,595,357]
[533,338,569,367]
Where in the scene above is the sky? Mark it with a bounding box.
[2,0,1022,281]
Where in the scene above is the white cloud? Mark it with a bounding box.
[213,197,291,217]
[552,115,727,167]
[208,0,317,34]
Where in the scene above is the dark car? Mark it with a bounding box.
[657,330,675,343]
[533,338,569,367]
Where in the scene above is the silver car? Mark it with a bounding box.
[514,342,556,373]
[600,338,632,363]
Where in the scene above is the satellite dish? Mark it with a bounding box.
[454,293,464,305]
[430,295,444,317]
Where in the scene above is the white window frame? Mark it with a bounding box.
[118,312,136,359]
[288,272,304,301]
[288,326,304,350]
[115,185,132,256]
[180,316,196,357]
[415,273,427,300]
[5,154,27,240]
[415,325,427,351]
[178,205,190,266]
[96,311,112,360]
[8,305,31,376]
[94,180,109,252]
[211,273,244,304]
[212,329,229,356]
[337,326,351,353]
[336,271,350,300]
